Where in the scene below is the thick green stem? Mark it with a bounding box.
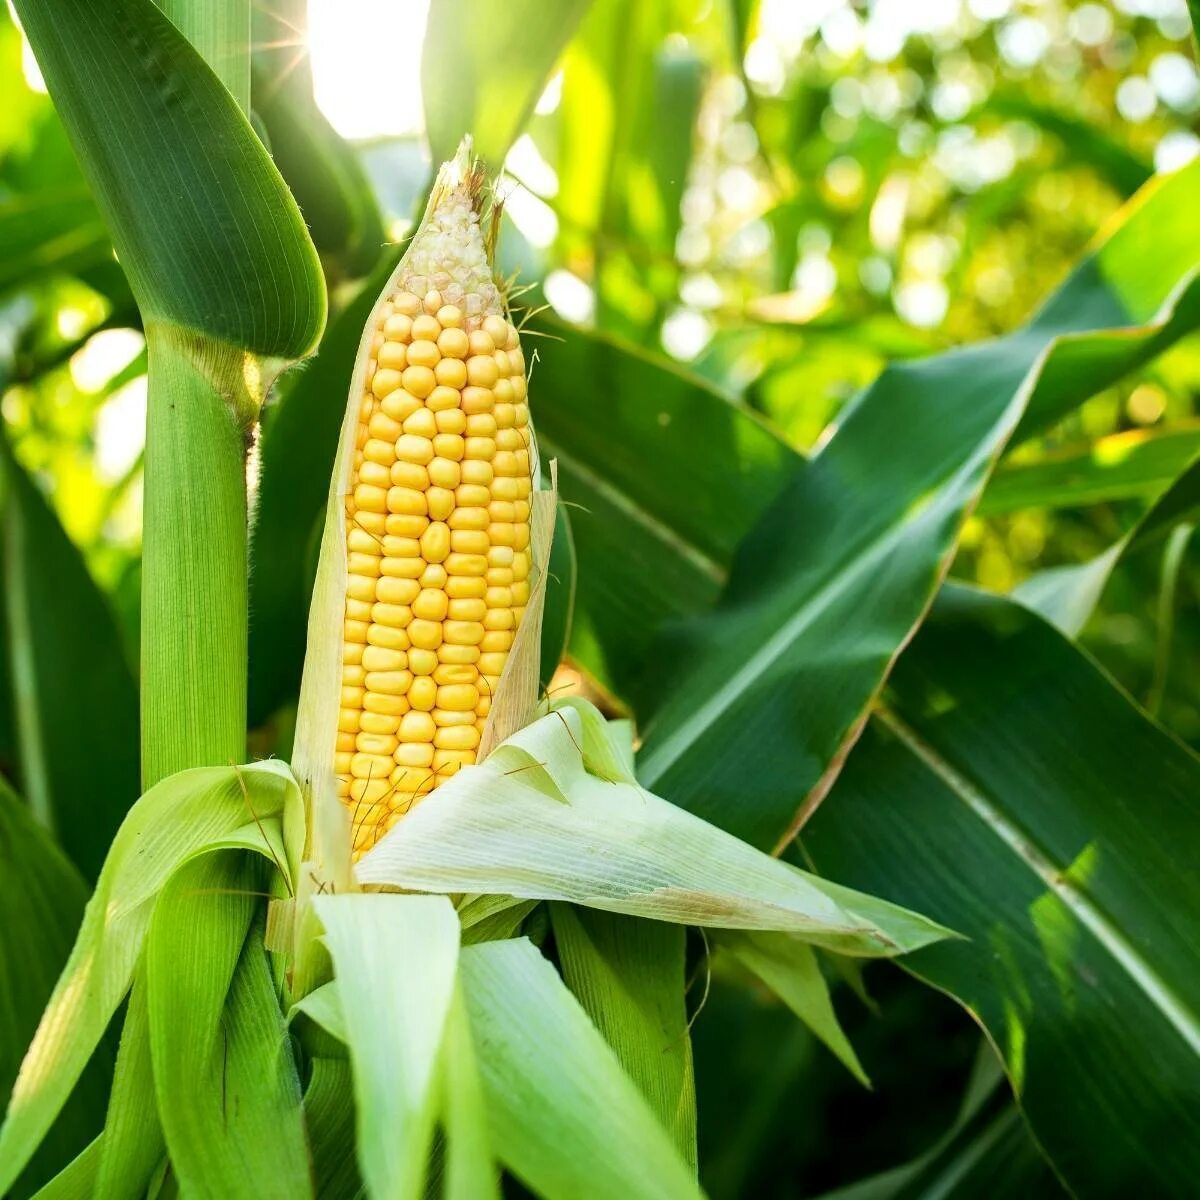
[141,327,249,786]
[139,0,252,788]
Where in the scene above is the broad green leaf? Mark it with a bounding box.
[440,985,499,1200]
[421,0,591,169]
[0,761,301,1193]
[983,91,1151,196]
[459,938,701,1200]
[0,187,108,296]
[249,249,400,725]
[146,856,310,1198]
[554,2,701,335]
[0,778,107,1199]
[634,161,1200,852]
[551,905,697,1165]
[303,1057,362,1200]
[805,584,1200,1196]
[531,319,798,701]
[714,930,868,1087]
[12,0,324,358]
[811,1053,1060,1200]
[94,965,163,1200]
[0,435,139,883]
[357,701,951,957]
[978,425,1200,516]
[1016,455,1200,635]
[316,893,461,1200]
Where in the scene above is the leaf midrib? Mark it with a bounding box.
[876,705,1200,1059]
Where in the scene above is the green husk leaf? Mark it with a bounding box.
[146,856,310,1198]
[0,762,302,1193]
[315,894,461,1200]
[714,929,869,1087]
[357,701,951,957]
[459,938,701,1200]
[29,1139,101,1200]
[440,985,500,1200]
[551,906,697,1166]
[303,1057,362,1200]
[94,964,164,1199]
[539,505,577,691]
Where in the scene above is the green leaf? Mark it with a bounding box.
[28,1139,101,1200]
[94,964,164,1200]
[978,425,1200,516]
[459,938,702,1200]
[440,985,500,1200]
[0,761,302,1193]
[315,893,461,1200]
[357,701,951,957]
[714,930,868,1087]
[551,905,697,1166]
[302,1057,363,1200]
[531,319,799,702]
[983,91,1151,197]
[810,1053,1060,1200]
[421,0,592,169]
[805,584,1200,1196]
[0,436,139,883]
[146,854,310,1198]
[633,161,1200,853]
[12,0,325,357]
[1016,456,1200,636]
[0,187,109,296]
[0,778,107,1198]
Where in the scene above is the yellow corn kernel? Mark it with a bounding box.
[434,663,478,685]
[409,619,443,650]
[381,389,422,424]
[427,487,456,521]
[435,725,480,751]
[385,513,428,538]
[399,710,436,741]
[377,342,407,370]
[437,684,479,711]
[436,408,468,435]
[409,676,437,711]
[413,588,450,621]
[438,643,480,665]
[451,530,490,555]
[395,742,435,768]
[360,711,399,735]
[402,365,436,399]
[383,313,413,341]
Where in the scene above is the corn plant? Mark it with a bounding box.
[2,0,1199,1198]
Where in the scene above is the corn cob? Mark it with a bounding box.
[335,165,533,855]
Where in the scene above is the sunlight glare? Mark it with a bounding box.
[308,0,429,140]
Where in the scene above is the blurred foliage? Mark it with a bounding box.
[2,0,1199,1193]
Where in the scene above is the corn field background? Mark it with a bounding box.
[1,0,1199,1197]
